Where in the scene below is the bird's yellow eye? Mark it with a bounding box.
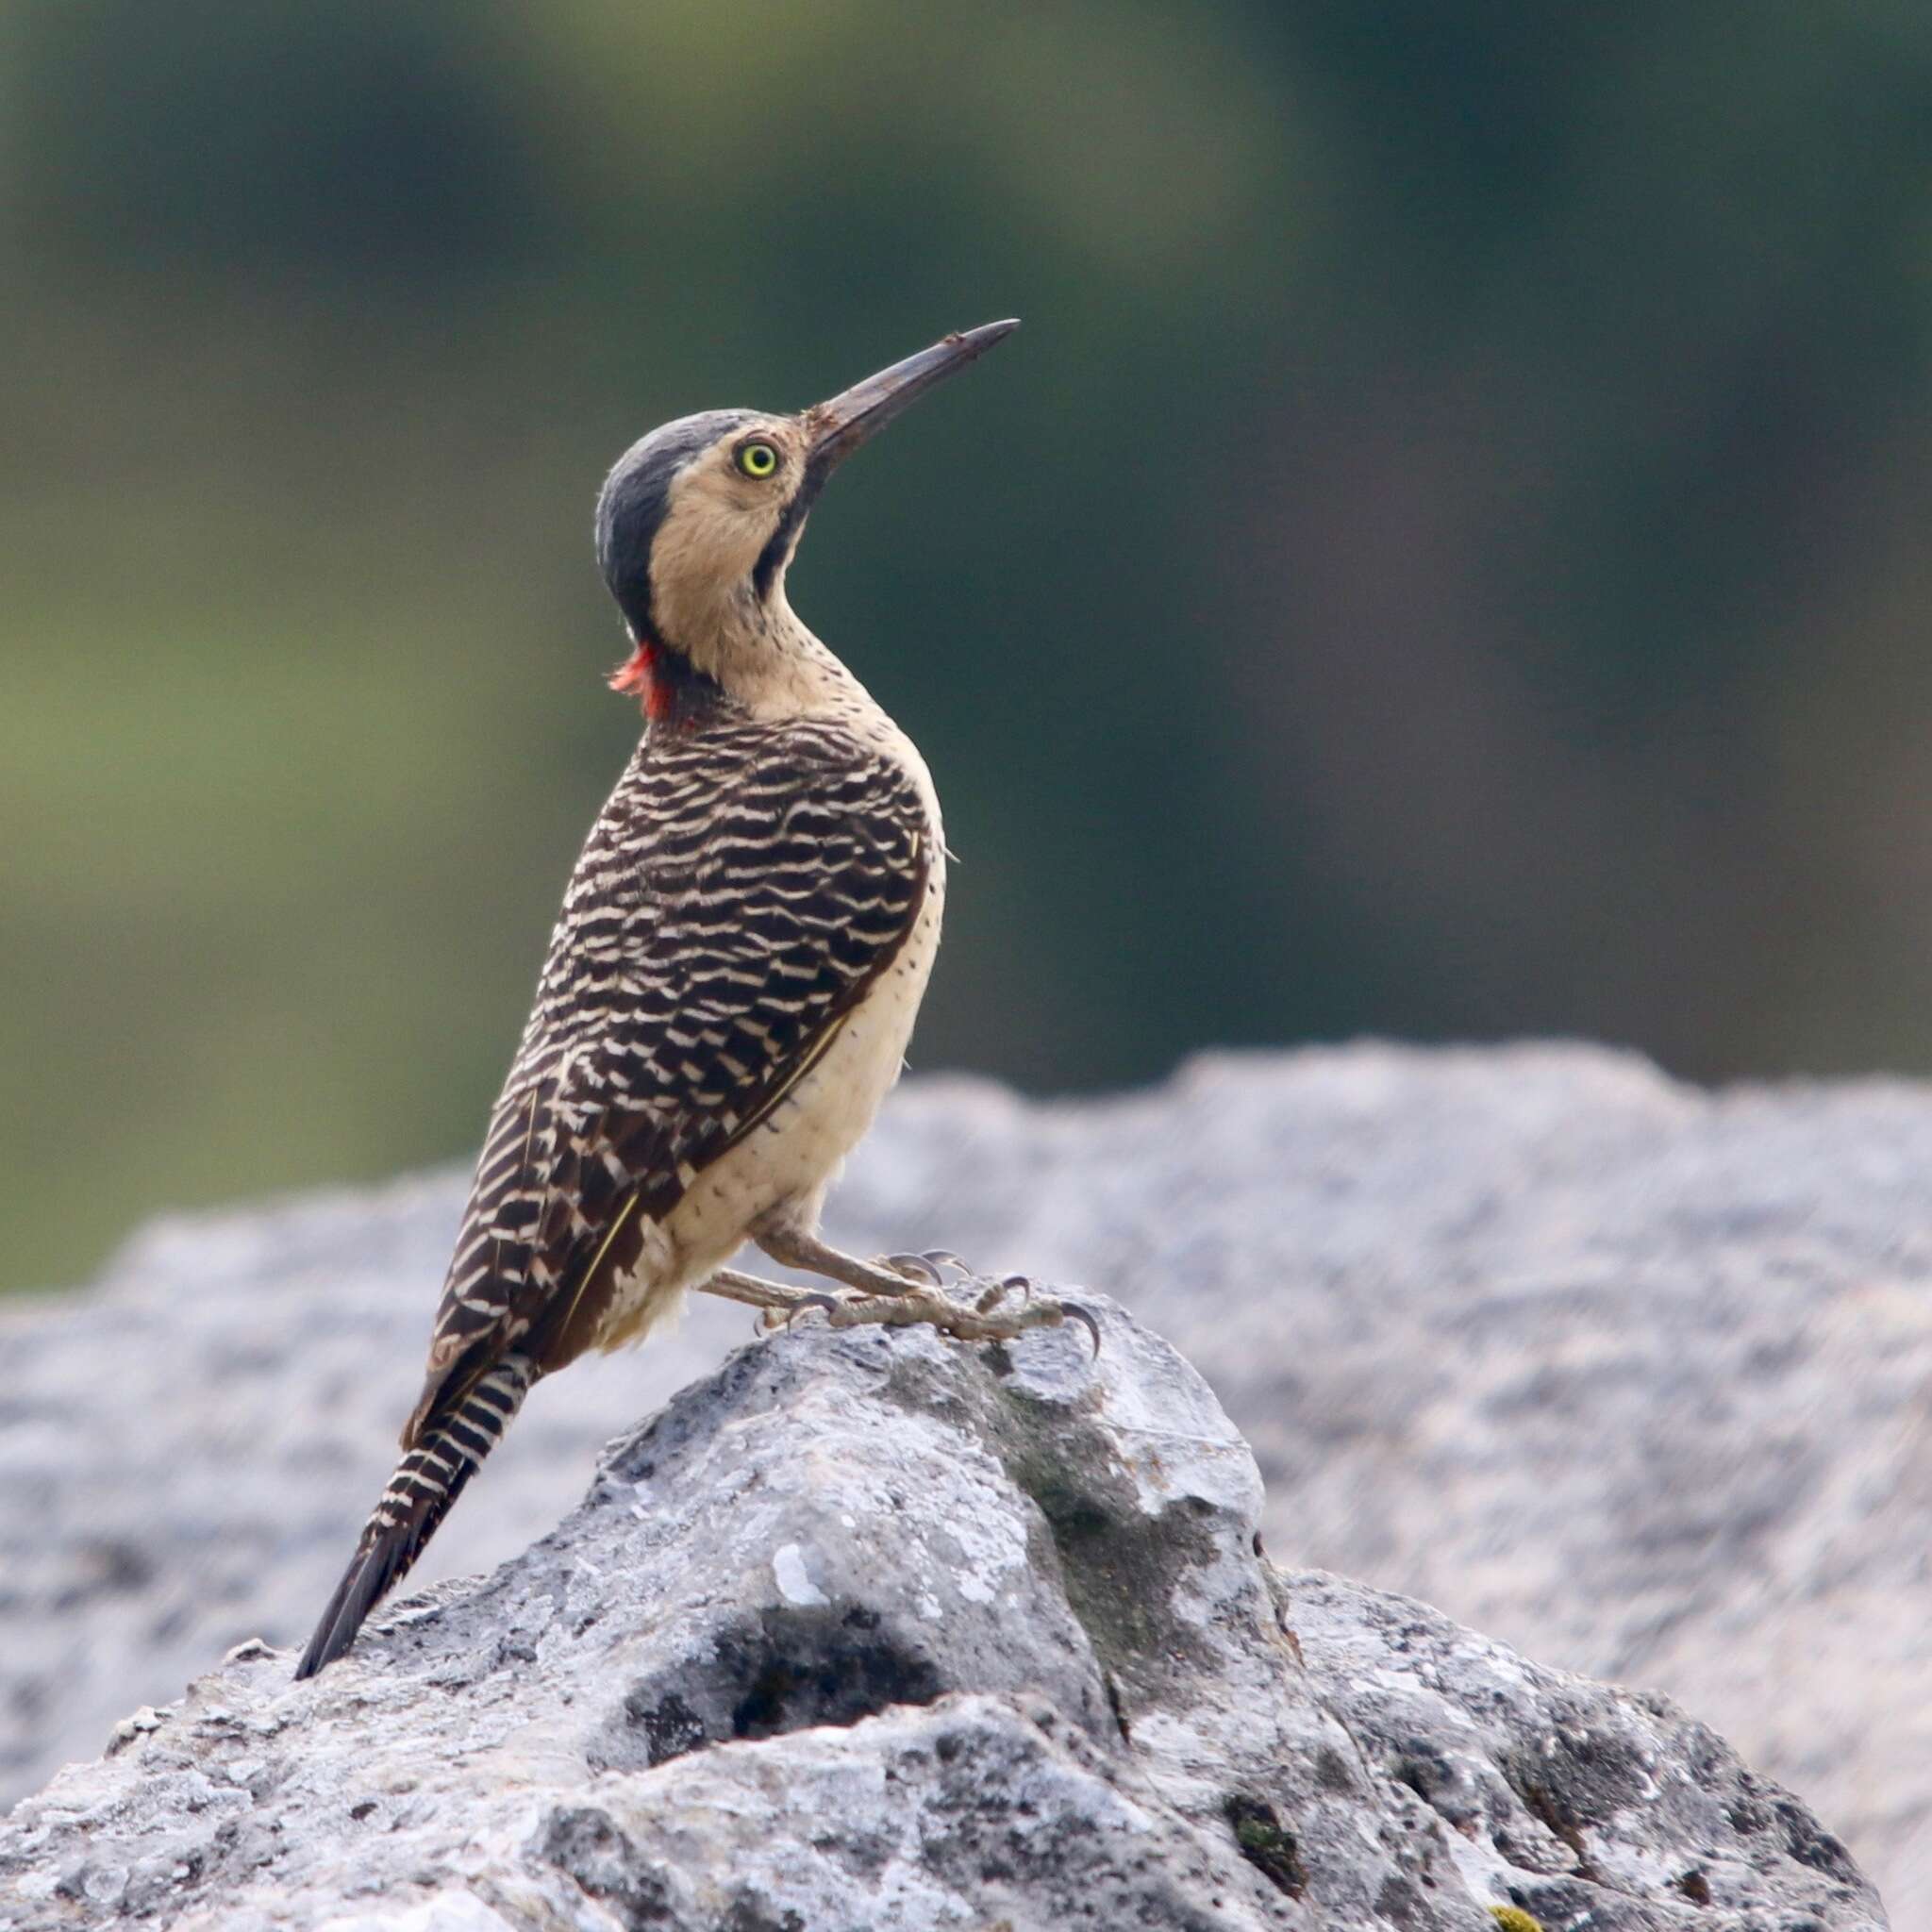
[736,441,779,479]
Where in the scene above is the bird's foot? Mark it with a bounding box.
[879,1251,1026,1310]
[703,1264,1094,1350]
[745,1226,1099,1352]
[883,1258,1094,1349]
[817,1276,1072,1345]
[874,1253,1072,1339]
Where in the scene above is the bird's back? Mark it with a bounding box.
[408,704,941,1439]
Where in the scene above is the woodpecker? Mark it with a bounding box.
[296,321,1076,1679]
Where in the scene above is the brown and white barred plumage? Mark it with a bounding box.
[297,324,1011,1680]
[298,718,935,1674]
[430,722,929,1372]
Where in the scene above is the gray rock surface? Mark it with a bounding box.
[3,1044,1925,1916]
[1,1299,1882,1930]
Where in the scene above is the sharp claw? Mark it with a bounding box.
[921,1248,970,1277]
[879,1251,944,1286]
[1059,1300,1103,1357]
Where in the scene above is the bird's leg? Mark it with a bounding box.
[705,1257,1038,1342]
[749,1224,1079,1346]
[699,1267,841,1327]
[753,1224,936,1299]
[818,1288,1067,1345]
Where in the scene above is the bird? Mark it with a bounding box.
[295,320,1081,1680]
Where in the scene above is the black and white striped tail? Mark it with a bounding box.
[294,1357,534,1680]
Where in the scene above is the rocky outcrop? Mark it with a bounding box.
[4,1044,1924,1917]
[0,1299,1882,1929]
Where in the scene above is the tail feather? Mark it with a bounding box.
[294,1357,534,1679]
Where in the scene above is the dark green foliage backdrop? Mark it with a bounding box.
[7,2,1932,1290]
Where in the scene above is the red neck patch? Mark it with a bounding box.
[608,636,674,724]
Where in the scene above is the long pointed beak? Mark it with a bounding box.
[807,319,1019,472]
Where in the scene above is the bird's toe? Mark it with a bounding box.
[974,1272,1033,1313]
[878,1251,945,1286]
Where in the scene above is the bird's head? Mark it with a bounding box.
[595,320,1018,722]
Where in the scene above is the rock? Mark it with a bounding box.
[0,1299,1883,1930]
[3,1043,1925,1915]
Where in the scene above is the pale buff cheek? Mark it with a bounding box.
[648,461,789,670]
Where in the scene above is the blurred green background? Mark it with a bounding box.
[7,1,1932,1293]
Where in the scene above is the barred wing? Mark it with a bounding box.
[403,720,931,1443]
